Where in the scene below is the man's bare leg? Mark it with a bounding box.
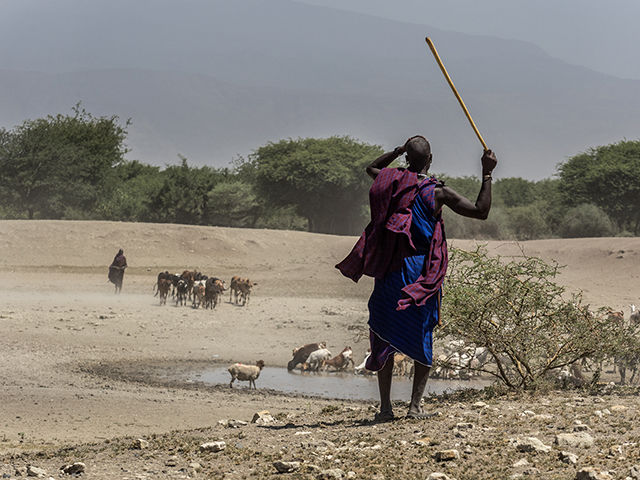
[408,362,431,415]
[376,358,394,420]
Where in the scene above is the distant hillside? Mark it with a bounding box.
[1,0,639,179]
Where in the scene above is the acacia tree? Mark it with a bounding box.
[0,104,129,219]
[146,156,225,225]
[248,136,383,235]
[557,140,640,235]
[438,245,626,390]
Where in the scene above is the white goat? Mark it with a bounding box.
[228,360,265,388]
[354,349,373,375]
[302,348,332,371]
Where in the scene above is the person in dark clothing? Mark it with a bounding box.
[337,136,497,421]
[108,249,127,294]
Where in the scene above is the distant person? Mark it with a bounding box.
[108,249,128,294]
[337,135,497,421]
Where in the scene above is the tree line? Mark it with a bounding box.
[0,106,638,238]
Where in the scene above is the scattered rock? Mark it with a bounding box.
[132,438,149,449]
[165,455,179,467]
[555,432,595,448]
[607,445,623,458]
[228,419,248,428]
[189,462,202,473]
[575,467,613,480]
[512,437,552,453]
[455,422,474,430]
[60,463,85,475]
[559,451,579,465]
[630,465,640,479]
[26,465,47,477]
[512,458,530,467]
[302,440,335,452]
[200,441,226,452]
[426,474,454,480]
[472,401,488,409]
[434,449,460,462]
[523,467,541,476]
[610,405,627,412]
[315,468,345,479]
[252,410,275,425]
[574,424,591,432]
[273,461,301,473]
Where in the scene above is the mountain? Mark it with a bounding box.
[0,0,639,179]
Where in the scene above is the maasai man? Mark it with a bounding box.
[108,249,128,294]
[337,136,497,421]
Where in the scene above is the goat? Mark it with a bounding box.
[288,342,326,371]
[321,346,354,372]
[301,348,332,371]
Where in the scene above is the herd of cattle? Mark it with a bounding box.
[154,270,256,308]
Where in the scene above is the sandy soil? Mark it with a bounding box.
[1,220,639,479]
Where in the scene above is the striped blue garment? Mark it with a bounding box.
[365,189,441,370]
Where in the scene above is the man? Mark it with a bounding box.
[108,249,128,294]
[337,135,497,421]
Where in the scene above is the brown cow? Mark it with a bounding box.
[182,270,197,300]
[229,276,257,306]
[192,281,206,308]
[288,342,326,371]
[205,278,225,309]
[237,278,256,306]
[158,278,172,306]
[229,276,242,303]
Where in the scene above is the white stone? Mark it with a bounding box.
[559,451,578,464]
[200,441,226,452]
[426,474,453,480]
[555,432,595,449]
[26,465,47,477]
[575,467,613,480]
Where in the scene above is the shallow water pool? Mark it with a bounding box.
[184,367,494,401]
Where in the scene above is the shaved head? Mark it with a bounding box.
[405,136,432,172]
[406,136,431,159]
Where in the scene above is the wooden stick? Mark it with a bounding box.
[425,37,488,151]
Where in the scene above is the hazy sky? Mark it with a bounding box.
[296,0,640,80]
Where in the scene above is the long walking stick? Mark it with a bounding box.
[425,37,488,151]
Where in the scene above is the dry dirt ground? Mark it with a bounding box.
[1,220,640,479]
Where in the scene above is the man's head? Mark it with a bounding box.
[405,136,432,173]
[118,249,124,256]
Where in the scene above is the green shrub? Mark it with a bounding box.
[439,245,625,389]
[559,203,617,238]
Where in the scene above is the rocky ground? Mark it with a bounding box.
[3,384,640,480]
[0,220,639,479]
